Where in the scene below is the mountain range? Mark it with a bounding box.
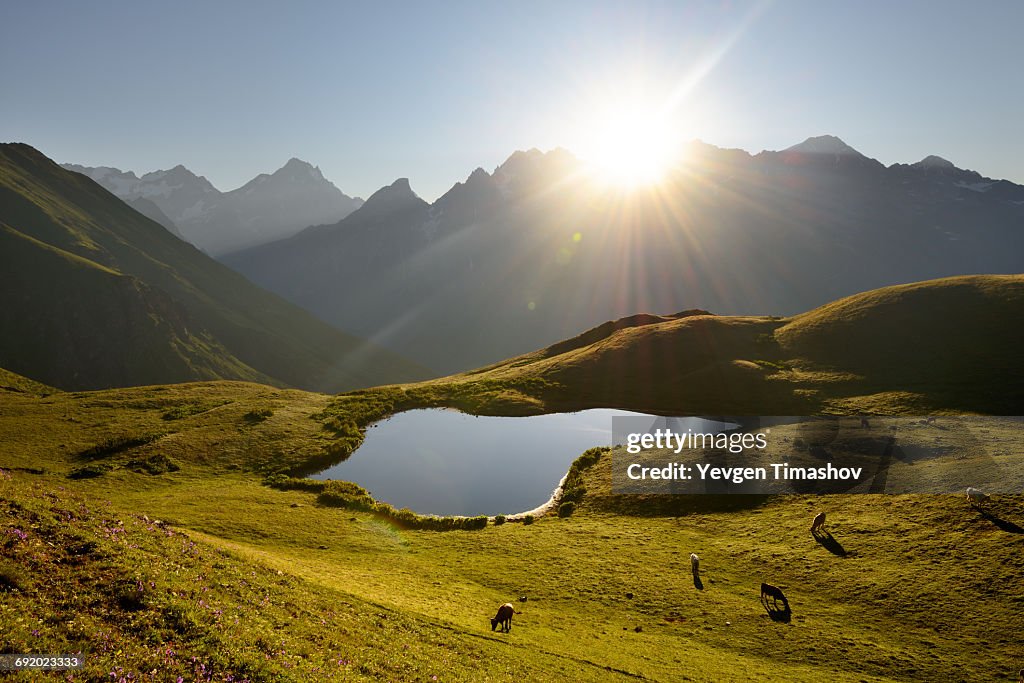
[1,143,424,391]
[62,158,363,255]
[222,135,1024,374]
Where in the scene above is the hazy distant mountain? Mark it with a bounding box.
[784,134,866,156]
[123,196,183,238]
[222,135,1024,374]
[3,144,424,391]
[62,158,363,254]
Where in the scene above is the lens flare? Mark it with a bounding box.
[576,104,679,188]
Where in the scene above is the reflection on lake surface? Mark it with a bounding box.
[310,408,721,516]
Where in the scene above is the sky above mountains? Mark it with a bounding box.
[2,0,1022,201]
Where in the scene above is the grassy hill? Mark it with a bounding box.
[0,366,56,396]
[390,274,1024,416]
[0,143,427,391]
[1,380,1021,681]
[1,274,1023,680]
[0,225,269,389]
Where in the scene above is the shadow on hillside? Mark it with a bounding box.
[812,529,848,556]
[762,597,791,623]
[693,574,704,591]
[597,493,773,517]
[979,510,1024,534]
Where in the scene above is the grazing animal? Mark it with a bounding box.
[490,603,515,632]
[518,595,527,603]
[690,553,700,577]
[811,512,826,534]
[966,487,989,507]
[761,583,787,608]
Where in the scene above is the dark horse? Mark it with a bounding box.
[760,583,791,622]
[490,603,515,632]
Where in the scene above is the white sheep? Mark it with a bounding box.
[965,487,989,507]
[690,552,700,578]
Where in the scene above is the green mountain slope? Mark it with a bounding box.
[0,143,427,391]
[0,226,265,388]
[0,364,56,395]
[1,275,1022,680]
[0,361,1021,680]
[420,274,1024,415]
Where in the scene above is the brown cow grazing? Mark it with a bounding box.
[490,603,516,632]
[811,512,826,534]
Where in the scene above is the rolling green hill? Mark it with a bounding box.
[1,274,1022,681]
[0,143,427,391]
[416,274,1024,416]
[1,378,1021,681]
[0,365,55,396]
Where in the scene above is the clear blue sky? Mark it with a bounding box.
[2,0,1021,200]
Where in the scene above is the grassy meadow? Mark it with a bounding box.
[1,373,1022,682]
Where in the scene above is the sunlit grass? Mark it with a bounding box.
[2,374,1022,681]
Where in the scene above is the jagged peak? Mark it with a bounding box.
[385,177,413,194]
[496,147,578,169]
[493,147,580,181]
[62,163,140,181]
[140,164,203,182]
[433,166,500,207]
[785,135,863,156]
[357,178,423,215]
[279,157,319,172]
[467,167,490,183]
[912,155,956,169]
[267,157,326,182]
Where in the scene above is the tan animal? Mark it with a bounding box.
[690,552,700,578]
[490,603,516,632]
[966,487,989,507]
[811,512,826,533]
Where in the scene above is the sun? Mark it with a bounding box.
[575,104,680,189]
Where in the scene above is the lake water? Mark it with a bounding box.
[310,408,722,516]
